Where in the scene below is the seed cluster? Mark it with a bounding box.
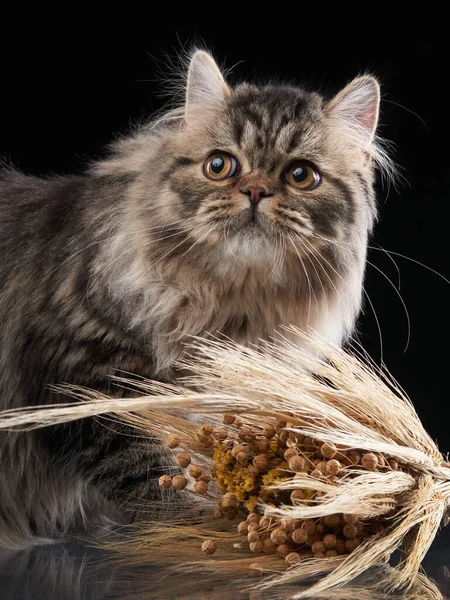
[159,413,399,577]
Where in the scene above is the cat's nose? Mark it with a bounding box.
[240,186,269,205]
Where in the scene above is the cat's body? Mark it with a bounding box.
[0,51,387,547]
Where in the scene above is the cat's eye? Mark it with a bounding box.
[203,152,238,181]
[285,161,321,191]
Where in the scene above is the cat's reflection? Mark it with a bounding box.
[0,538,446,600]
[0,539,117,600]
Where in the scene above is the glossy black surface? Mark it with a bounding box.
[0,526,449,600]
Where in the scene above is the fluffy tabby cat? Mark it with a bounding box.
[0,50,389,547]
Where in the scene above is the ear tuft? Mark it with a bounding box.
[326,76,380,146]
[185,51,229,125]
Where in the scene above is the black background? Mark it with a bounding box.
[1,29,448,450]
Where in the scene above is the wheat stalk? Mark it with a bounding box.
[0,328,448,598]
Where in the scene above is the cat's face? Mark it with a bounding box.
[153,52,385,268]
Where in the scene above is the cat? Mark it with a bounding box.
[0,50,390,548]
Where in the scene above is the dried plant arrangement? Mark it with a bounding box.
[0,328,449,599]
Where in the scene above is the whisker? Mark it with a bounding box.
[287,235,317,324]
[312,233,412,353]
[301,235,385,367]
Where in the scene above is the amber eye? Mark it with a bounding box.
[285,161,321,190]
[203,152,238,181]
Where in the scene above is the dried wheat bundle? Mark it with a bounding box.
[0,328,448,599]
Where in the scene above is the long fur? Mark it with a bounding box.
[0,50,391,547]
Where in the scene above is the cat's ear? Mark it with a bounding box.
[185,51,230,125]
[325,76,380,149]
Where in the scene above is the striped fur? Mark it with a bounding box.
[0,51,386,546]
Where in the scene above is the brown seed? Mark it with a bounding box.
[270,528,287,545]
[276,417,288,429]
[248,562,264,577]
[247,512,260,524]
[343,514,358,525]
[276,544,290,557]
[303,437,314,447]
[158,475,172,489]
[326,549,338,557]
[345,538,361,553]
[323,533,337,549]
[201,424,214,436]
[235,451,248,466]
[316,523,325,534]
[388,458,399,471]
[323,514,341,528]
[348,450,361,465]
[306,532,320,546]
[175,452,191,468]
[196,433,213,446]
[263,537,277,554]
[314,552,326,558]
[280,518,296,533]
[253,454,269,472]
[375,453,386,467]
[343,524,357,539]
[285,552,301,565]
[335,539,347,554]
[248,530,260,544]
[194,480,208,494]
[238,427,255,442]
[199,472,211,483]
[189,464,202,479]
[214,508,224,519]
[320,442,337,459]
[278,429,290,445]
[247,465,259,477]
[213,426,228,441]
[290,489,305,503]
[292,528,307,544]
[249,540,264,553]
[285,434,298,448]
[255,438,270,452]
[247,522,260,533]
[325,459,341,476]
[258,516,271,529]
[301,520,316,535]
[361,453,378,470]
[201,539,217,555]
[223,413,235,425]
[222,492,237,508]
[223,509,237,520]
[262,424,277,439]
[288,456,306,472]
[231,443,246,456]
[311,541,326,555]
[284,448,297,461]
[166,435,180,449]
[311,469,322,479]
[237,521,249,535]
[172,474,188,490]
